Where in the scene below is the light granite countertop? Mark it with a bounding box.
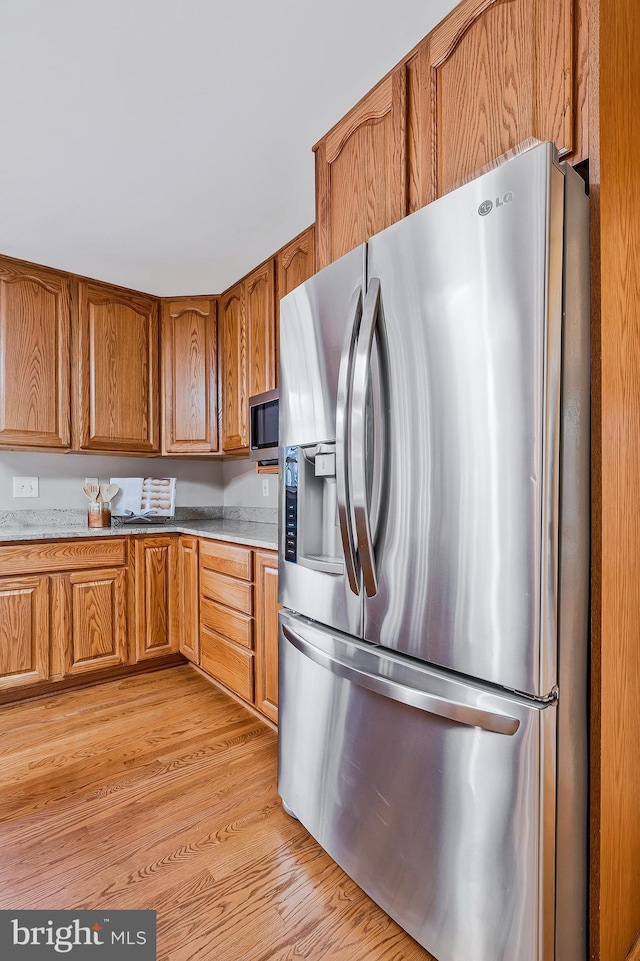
[0,517,278,551]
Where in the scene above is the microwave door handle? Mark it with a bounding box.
[351,278,380,597]
[336,287,362,595]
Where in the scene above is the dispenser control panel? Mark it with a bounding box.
[284,446,298,563]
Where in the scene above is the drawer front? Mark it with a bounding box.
[200,568,253,615]
[0,538,127,576]
[200,627,254,701]
[199,539,253,581]
[201,595,253,649]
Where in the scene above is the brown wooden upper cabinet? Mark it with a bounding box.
[74,280,160,453]
[0,257,71,450]
[406,0,588,210]
[220,260,276,453]
[314,68,407,270]
[276,225,315,314]
[161,297,218,455]
[314,0,587,267]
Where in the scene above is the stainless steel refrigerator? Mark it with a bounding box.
[277,142,589,961]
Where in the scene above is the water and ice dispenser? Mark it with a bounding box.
[284,444,343,575]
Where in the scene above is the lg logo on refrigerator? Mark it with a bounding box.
[478,192,514,216]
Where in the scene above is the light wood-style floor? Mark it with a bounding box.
[0,666,432,960]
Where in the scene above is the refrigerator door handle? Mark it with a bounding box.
[282,624,521,736]
[336,287,363,595]
[352,277,381,597]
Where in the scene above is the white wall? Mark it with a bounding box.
[222,459,278,509]
[0,451,223,511]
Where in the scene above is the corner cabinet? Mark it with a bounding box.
[161,297,218,455]
[314,68,407,269]
[0,257,71,450]
[73,280,160,453]
[220,260,276,453]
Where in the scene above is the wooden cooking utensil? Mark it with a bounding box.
[99,484,119,503]
[82,482,99,501]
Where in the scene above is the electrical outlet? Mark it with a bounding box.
[262,478,270,497]
[13,476,39,498]
[85,477,99,486]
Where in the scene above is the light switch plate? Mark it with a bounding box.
[13,476,39,498]
[262,478,270,497]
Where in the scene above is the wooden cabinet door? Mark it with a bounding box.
[220,281,247,452]
[178,536,199,663]
[54,567,127,676]
[133,536,178,661]
[161,297,218,454]
[276,226,315,379]
[0,258,71,449]
[277,226,315,305]
[315,67,407,269]
[407,0,588,210]
[0,575,49,690]
[254,551,279,723]
[74,280,159,453]
[246,260,276,397]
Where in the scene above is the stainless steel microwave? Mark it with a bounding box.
[249,388,279,463]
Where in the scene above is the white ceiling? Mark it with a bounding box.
[0,0,457,296]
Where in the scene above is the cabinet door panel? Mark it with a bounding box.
[178,536,199,662]
[254,551,279,723]
[220,283,247,452]
[0,575,49,689]
[408,0,583,210]
[200,627,254,702]
[315,69,407,269]
[277,227,315,302]
[199,539,253,581]
[201,596,253,650]
[162,298,218,454]
[59,568,127,675]
[134,537,178,661]
[246,260,276,398]
[75,281,159,452]
[0,258,71,449]
[200,568,253,615]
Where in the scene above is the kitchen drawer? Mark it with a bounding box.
[0,538,127,576]
[199,539,253,581]
[200,627,254,702]
[201,595,253,649]
[200,568,253,615]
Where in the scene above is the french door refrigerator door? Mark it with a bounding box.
[363,143,566,698]
[279,244,365,638]
[278,610,558,961]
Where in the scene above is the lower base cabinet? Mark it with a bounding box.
[0,574,49,690]
[133,536,179,661]
[0,534,278,717]
[178,536,200,662]
[254,551,279,723]
[51,567,128,676]
[195,540,279,724]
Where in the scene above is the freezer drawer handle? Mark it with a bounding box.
[283,624,520,736]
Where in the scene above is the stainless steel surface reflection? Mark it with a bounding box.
[278,611,557,961]
[365,144,562,698]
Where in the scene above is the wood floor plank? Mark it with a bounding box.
[0,665,432,960]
